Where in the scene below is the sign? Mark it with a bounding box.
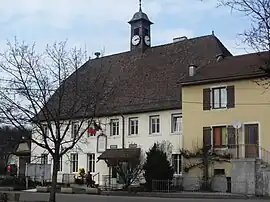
[97,134,107,153]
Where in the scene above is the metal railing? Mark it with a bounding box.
[151,177,248,194]
[92,172,100,185]
[211,144,270,164]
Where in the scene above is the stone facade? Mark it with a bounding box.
[231,158,270,196]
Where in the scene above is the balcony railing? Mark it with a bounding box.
[212,144,270,165]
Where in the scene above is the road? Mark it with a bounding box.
[19,192,265,202]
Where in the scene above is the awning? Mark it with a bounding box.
[98,148,141,164]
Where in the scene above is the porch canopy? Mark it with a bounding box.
[98,148,141,166]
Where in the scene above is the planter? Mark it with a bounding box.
[182,173,200,191]
[85,187,101,194]
[36,186,50,193]
[211,175,227,192]
[60,187,74,194]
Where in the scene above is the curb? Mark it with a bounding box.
[101,191,249,199]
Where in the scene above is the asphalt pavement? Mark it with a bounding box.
[18,192,265,202]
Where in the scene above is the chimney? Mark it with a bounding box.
[216,54,224,62]
[173,36,188,43]
[94,52,101,59]
[189,65,197,76]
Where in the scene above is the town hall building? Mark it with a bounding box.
[31,2,232,186]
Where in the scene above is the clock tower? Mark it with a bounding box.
[128,0,153,52]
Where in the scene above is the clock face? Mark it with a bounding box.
[144,36,150,46]
[132,35,140,46]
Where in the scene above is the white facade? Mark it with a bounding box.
[31,109,183,185]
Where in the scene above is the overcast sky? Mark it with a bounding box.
[0,0,253,57]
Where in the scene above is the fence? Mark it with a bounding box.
[151,176,248,194]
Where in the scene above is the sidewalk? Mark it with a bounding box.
[101,190,251,199]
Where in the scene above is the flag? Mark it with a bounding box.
[88,127,96,135]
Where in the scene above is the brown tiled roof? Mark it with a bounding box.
[39,35,231,120]
[181,52,269,86]
[98,148,141,160]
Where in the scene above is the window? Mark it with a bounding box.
[42,124,48,136]
[134,28,139,35]
[71,122,79,138]
[129,118,138,135]
[111,167,117,178]
[213,126,227,148]
[150,116,160,134]
[70,153,78,173]
[171,114,182,133]
[110,145,117,149]
[203,86,235,111]
[87,121,96,137]
[40,154,48,164]
[212,87,227,109]
[143,28,149,37]
[58,157,62,172]
[110,119,119,136]
[172,154,182,174]
[87,153,95,173]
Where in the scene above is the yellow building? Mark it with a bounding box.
[181,52,270,177]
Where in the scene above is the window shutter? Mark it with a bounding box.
[227,126,236,148]
[203,127,212,148]
[203,88,211,110]
[227,86,235,108]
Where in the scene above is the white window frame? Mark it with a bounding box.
[150,115,160,134]
[70,153,78,173]
[40,154,48,164]
[71,122,79,138]
[171,114,182,133]
[129,118,139,135]
[110,119,119,136]
[172,154,182,175]
[87,153,95,173]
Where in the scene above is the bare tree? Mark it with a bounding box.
[0,39,113,202]
[219,0,270,52]
[180,141,231,190]
[214,0,270,87]
[114,151,144,190]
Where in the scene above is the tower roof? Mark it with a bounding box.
[128,0,153,24]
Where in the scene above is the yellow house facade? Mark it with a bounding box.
[181,52,270,177]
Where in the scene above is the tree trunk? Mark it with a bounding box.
[49,154,59,202]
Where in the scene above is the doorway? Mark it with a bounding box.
[244,124,259,158]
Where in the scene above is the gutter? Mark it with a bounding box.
[121,114,125,149]
[181,73,266,86]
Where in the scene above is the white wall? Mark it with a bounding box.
[31,109,183,185]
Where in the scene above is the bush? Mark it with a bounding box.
[143,143,174,191]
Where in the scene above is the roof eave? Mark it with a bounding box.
[181,73,266,86]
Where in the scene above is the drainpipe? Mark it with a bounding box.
[121,114,125,149]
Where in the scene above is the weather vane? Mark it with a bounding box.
[139,0,142,11]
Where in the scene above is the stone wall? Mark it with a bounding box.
[231,158,256,195]
[231,158,270,196]
[255,160,270,196]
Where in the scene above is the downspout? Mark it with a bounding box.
[121,114,125,149]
